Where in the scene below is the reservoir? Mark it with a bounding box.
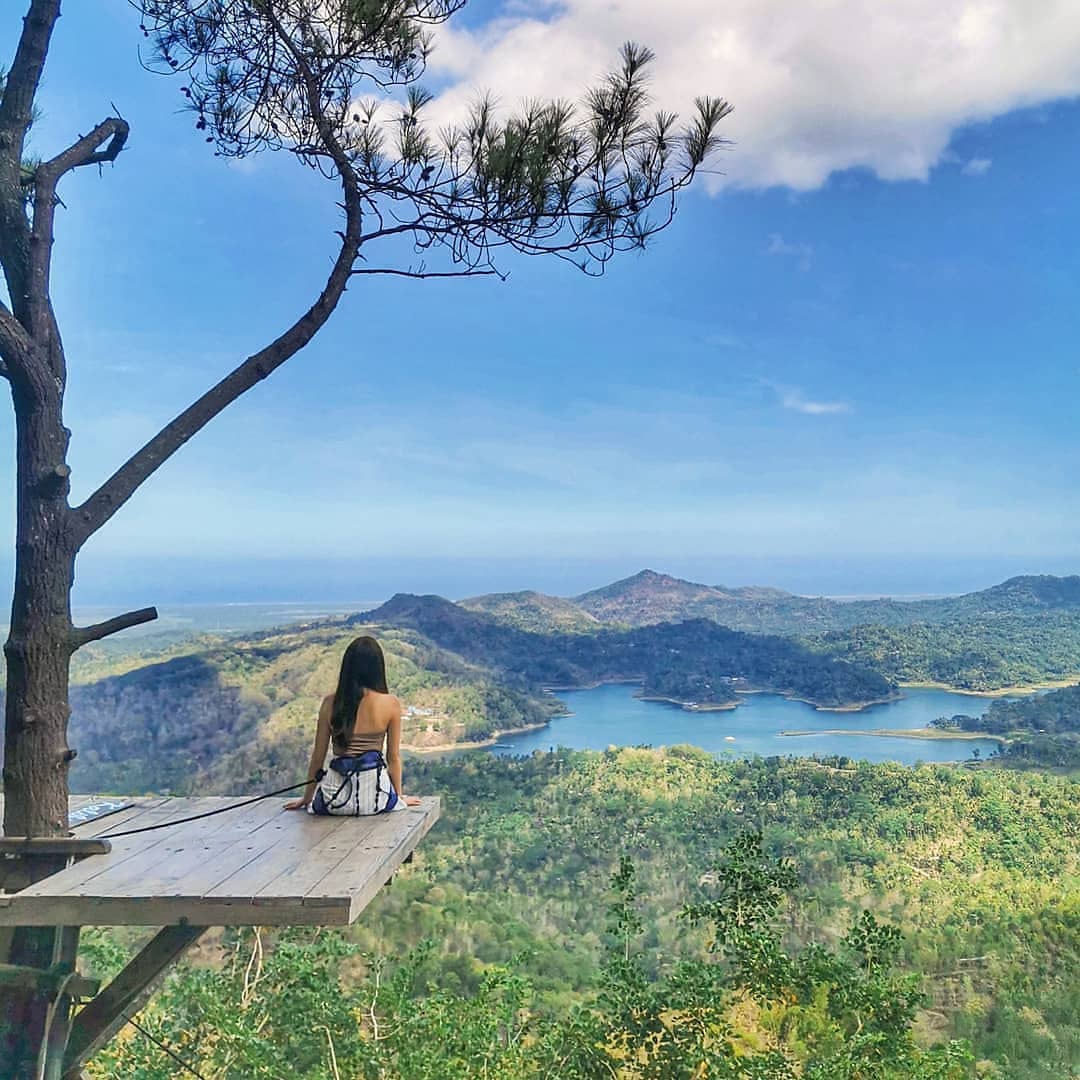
[489,683,1001,764]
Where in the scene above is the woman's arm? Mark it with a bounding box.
[386,698,420,807]
[285,696,332,810]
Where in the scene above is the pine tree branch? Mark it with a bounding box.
[70,211,360,544]
[71,607,158,647]
[0,1,62,359]
[0,0,60,148]
[350,268,502,281]
[36,117,129,180]
[22,118,130,374]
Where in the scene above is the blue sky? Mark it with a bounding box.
[2,1,1079,603]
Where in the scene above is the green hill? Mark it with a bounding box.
[460,589,602,633]
[814,612,1080,691]
[932,682,1080,770]
[364,593,897,709]
[65,621,561,794]
[461,571,1080,690]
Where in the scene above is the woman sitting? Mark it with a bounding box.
[285,635,421,814]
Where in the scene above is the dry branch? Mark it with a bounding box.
[71,608,159,647]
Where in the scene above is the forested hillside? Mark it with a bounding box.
[63,623,561,792]
[30,572,1080,798]
[49,594,903,794]
[84,750,1078,1079]
[365,594,897,708]
[812,614,1080,691]
[461,590,603,633]
[933,683,1080,770]
[462,571,1080,692]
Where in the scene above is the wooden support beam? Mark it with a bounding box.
[0,961,97,996]
[3,856,71,1075]
[0,925,15,963]
[0,838,111,857]
[43,926,81,1080]
[62,924,207,1078]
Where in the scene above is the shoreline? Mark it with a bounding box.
[898,677,1080,698]
[548,673,1080,708]
[638,694,739,712]
[542,677,645,692]
[402,719,551,755]
[771,691,904,713]
[781,727,1008,743]
[550,678,900,714]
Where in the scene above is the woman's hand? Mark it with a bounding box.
[283,798,309,811]
[404,795,421,807]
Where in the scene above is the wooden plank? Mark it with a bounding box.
[117,803,298,901]
[1,800,323,924]
[0,839,111,857]
[0,894,348,928]
[344,808,438,921]
[301,811,424,903]
[304,799,440,915]
[257,805,438,905]
[211,812,358,898]
[82,798,287,899]
[7,799,230,899]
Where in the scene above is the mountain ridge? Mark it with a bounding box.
[459,570,1080,635]
[362,592,897,710]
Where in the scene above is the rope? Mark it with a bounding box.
[126,1014,209,1080]
[99,772,324,839]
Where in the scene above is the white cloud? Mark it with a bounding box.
[766,232,813,269]
[425,1,1080,191]
[961,156,993,176]
[779,387,851,415]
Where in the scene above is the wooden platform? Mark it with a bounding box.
[0,794,440,927]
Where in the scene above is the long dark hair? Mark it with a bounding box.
[330,636,389,744]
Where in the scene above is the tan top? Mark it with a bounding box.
[335,726,387,757]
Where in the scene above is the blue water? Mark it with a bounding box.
[490,683,1001,764]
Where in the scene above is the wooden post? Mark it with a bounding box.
[0,840,107,1076]
[42,925,80,1080]
[2,853,68,1078]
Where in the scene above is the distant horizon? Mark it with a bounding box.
[3,553,1073,613]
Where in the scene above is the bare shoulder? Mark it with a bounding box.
[371,691,402,720]
[319,694,334,717]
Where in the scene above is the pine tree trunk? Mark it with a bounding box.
[3,379,76,838]
[0,376,76,1076]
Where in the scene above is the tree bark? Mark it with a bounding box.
[2,358,76,839]
[0,354,77,1074]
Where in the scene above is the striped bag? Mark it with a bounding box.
[309,750,400,816]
